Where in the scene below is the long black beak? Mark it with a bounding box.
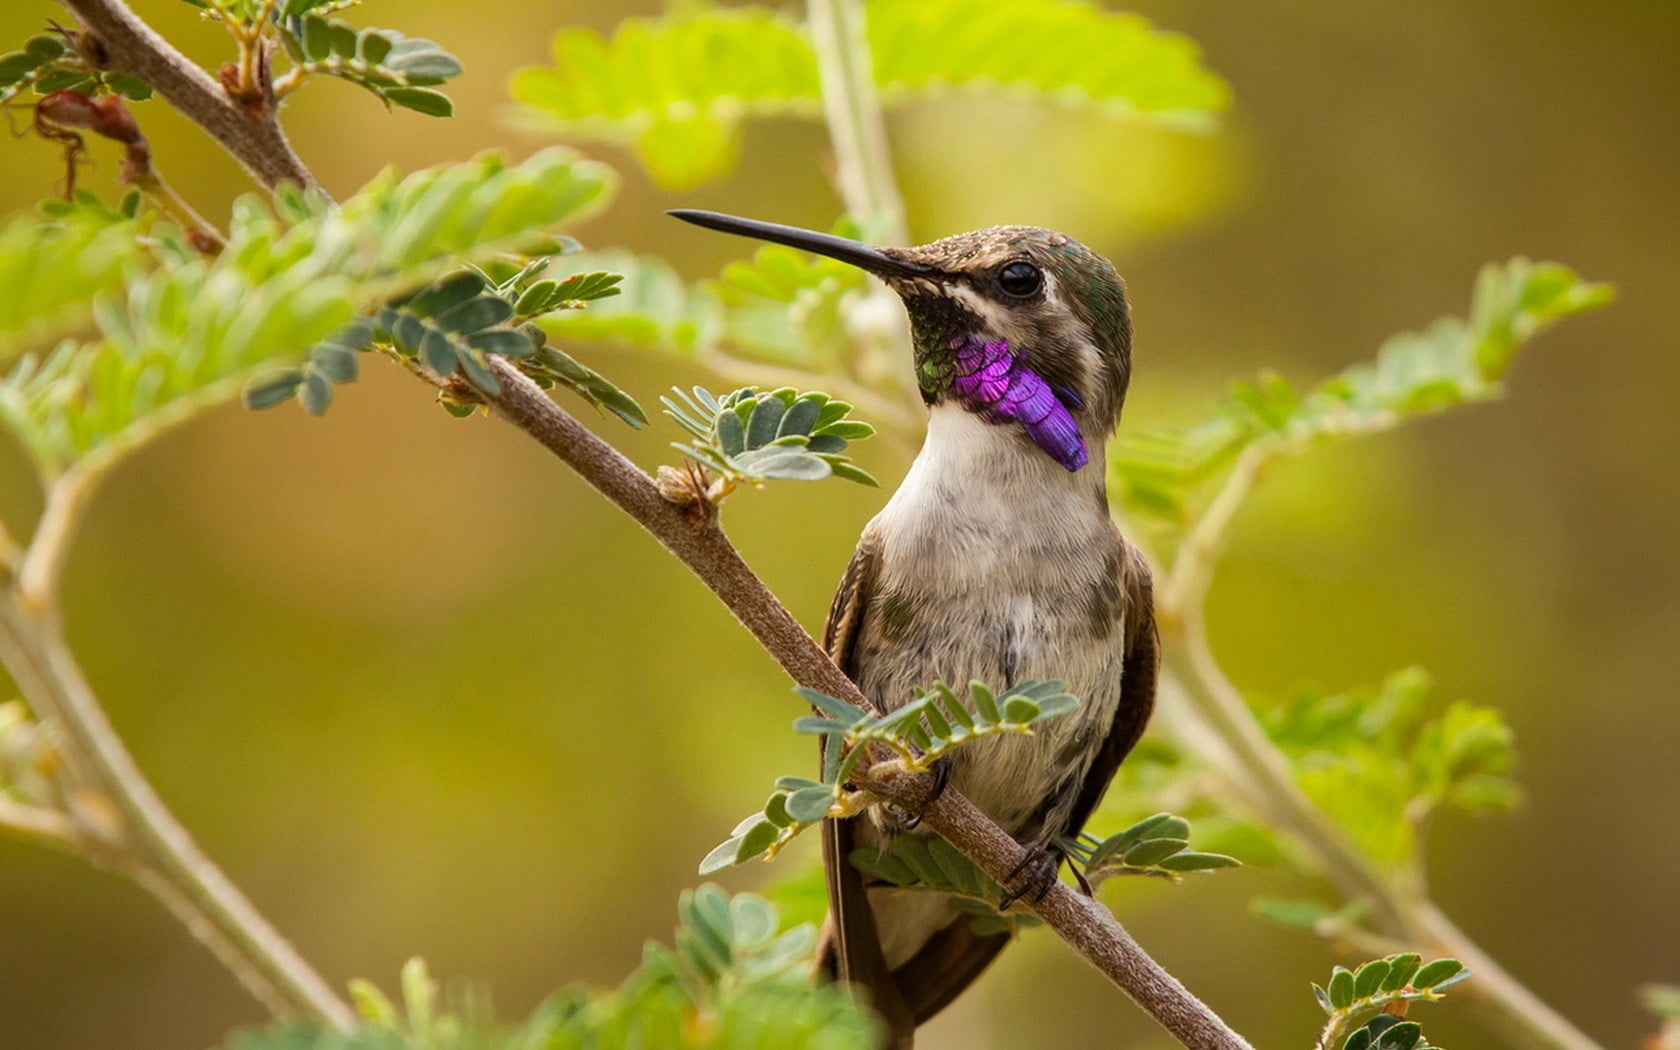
[668,209,933,280]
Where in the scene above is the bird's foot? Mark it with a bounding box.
[998,846,1063,910]
[886,757,951,831]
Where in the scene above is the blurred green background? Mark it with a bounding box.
[2,1,1676,1047]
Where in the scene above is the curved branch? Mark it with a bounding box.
[1154,440,1604,1050]
[16,468,97,614]
[478,356,1250,1050]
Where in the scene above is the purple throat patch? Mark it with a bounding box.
[947,339,1087,471]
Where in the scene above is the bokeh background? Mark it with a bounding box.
[2,1,1677,1047]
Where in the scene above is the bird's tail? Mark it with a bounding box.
[818,816,1011,1049]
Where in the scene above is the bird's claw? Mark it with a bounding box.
[998,846,1062,910]
[890,758,951,831]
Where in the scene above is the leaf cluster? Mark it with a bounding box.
[224,889,877,1050]
[1263,668,1519,868]
[542,236,884,382]
[1313,954,1470,1050]
[664,385,876,488]
[179,0,463,115]
[806,679,1078,782]
[0,149,613,479]
[247,260,644,426]
[700,681,1076,875]
[276,13,462,115]
[1112,258,1615,531]
[1058,812,1240,887]
[0,31,152,106]
[511,0,1228,189]
[849,835,1040,936]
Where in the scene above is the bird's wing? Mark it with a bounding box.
[1064,538,1159,838]
[814,534,918,1044]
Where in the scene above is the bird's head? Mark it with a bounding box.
[670,211,1132,472]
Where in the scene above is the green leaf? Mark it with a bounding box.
[735,820,780,863]
[1411,959,1464,990]
[1154,851,1239,872]
[699,835,745,875]
[793,687,868,725]
[301,370,333,415]
[512,1,1226,189]
[1112,258,1612,528]
[1381,953,1422,992]
[1353,958,1391,1000]
[384,87,453,117]
[1328,967,1355,1010]
[1373,1021,1423,1050]
[784,785,835,823]
[3,150,613,471]
[242,370,305,410]
[1121,837,1188,867]
[1313,983,1333,1015]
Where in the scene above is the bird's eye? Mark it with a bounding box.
[998,261,1042,298]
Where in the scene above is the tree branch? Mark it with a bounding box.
[478,356,1250,1050]
[60,0,320,192]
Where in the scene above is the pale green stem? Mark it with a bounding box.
[1154,435,1605,1050]
[805,0,906,243]
[805,0,925,417]
[1413,901,1604,1050]
[16,468,98,615]
[0,795,79,848]
[0,592,355,1029]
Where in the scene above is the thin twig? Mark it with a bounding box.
[806,0,905,244]
[60,0,319,191]
[0,796,80,848]
[16,468,96,614]
[806,0,924,419]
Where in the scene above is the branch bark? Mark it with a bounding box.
[61,0,320,192]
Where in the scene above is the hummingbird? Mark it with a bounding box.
[670,210,1158,1048]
